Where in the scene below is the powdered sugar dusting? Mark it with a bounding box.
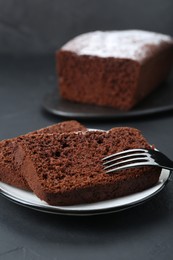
[61,30,173,60]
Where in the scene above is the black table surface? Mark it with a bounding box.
[0,56,173,260]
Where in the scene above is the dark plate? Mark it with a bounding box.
[43,78,173,119]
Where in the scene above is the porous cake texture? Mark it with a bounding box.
[0,121,86,190]
[15,127,161,205]
[57,30,173,110]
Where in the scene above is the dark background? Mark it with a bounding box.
[0,1,173,260]
[0,0,172,55]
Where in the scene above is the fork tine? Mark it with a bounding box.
[104,157,149,170]
[105,161,157,173]
[102,148,148,161]
[103,153,148,166]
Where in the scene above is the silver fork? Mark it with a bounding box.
[102,148,173,173]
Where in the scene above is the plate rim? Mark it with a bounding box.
[0,169,171,216]
[43,87,173,119]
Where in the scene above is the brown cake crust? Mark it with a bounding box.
[0,120,86,190]
[16,127,161,205]
[57,31,173,110]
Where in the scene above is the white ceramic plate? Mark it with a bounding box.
[0,169,170,216]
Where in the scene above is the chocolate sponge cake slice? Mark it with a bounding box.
[0,120,86,190]
[16,127,161,205]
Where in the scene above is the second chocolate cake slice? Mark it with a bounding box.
[15,127,161,205]
[0,120,86,190]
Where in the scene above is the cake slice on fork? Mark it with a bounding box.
[14,127,161,205]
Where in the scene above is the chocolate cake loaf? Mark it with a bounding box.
[15,127,161,205]
[57,30,173,110]
[0,120,86,190]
